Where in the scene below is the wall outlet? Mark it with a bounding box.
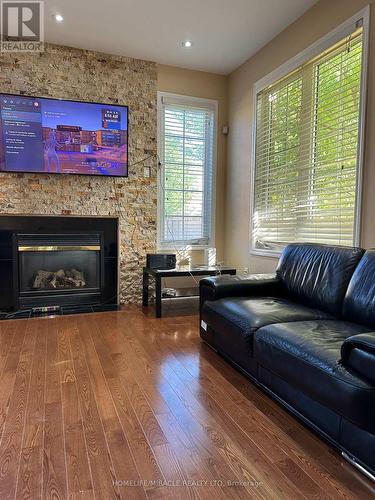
[143,166,151,177]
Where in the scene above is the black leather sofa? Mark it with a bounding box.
[199,243,375,480]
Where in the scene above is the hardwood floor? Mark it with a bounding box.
[0,308,373,499]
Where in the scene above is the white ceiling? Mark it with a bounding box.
[44,0,318,75]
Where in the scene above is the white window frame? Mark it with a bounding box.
[249,7,369,258]
[157,91,218,250]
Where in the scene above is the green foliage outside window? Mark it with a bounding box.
[254,31,363,250]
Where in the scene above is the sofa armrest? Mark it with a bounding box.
[341,333,375,385]
[199,274,282,312]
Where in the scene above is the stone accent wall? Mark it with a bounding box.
[0,43,157,303]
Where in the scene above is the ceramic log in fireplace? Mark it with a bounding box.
[0,216,118,315]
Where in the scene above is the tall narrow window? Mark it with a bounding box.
[158,94,216,247]
[252,25,365,254]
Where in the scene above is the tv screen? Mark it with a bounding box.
[0,94,128,177]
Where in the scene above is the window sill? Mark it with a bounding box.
[250,249,281,259]
[158,243,213,251]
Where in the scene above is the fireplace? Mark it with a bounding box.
[17,233,103,310]
[0,216,118,316]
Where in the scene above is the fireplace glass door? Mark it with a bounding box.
[17,233,102,295]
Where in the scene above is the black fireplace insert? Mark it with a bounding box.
[0,215,118,316]
[16,233,103,309]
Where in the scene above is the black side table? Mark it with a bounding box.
[142,266,236,318]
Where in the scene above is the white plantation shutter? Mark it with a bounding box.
[159,94,216,246]
[253,27,364,253]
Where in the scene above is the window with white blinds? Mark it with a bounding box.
[252,25,365,254]
[158,94,216,247]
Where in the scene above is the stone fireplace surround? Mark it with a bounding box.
[0,43,157,304]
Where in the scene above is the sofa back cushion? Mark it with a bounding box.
[343,250,375,327]
[276,243,364,316]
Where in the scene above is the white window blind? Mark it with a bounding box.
[252,27,364,253]
[158,94,216,246]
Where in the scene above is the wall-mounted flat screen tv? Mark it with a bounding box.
[0,94,128,177]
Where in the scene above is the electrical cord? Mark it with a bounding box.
[0,309,33,319]
[2,152,223,319]
[0,153,158,321]
[110,151,224,311]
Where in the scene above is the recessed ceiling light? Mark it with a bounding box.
[54,14,64,22]
[182,40,192,48]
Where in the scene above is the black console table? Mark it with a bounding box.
[142,266,236,318]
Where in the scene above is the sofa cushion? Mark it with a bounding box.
[201,297,332,364]
[254,320,375,433]
[276,243,364,316]
[343,250,375,328]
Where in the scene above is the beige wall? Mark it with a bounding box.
[226,0,374,274]
[157,64,228,265]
